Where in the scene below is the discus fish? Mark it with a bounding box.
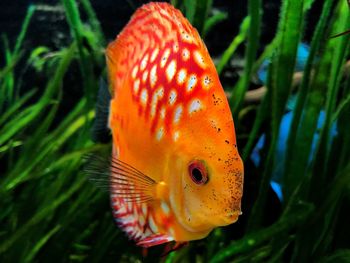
[102,2,243,247]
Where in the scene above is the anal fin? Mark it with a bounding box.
[136,234,173,247]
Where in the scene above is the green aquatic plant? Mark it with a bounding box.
[1,0,349,262]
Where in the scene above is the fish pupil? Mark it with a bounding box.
[192,168,203,183]
[189,161,208,185]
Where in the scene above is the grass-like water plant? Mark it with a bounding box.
[1,0,349,262]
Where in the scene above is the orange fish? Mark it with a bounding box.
[104,2,243,247]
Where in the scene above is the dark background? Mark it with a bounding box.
[0,0,324,114]
[1,0,324,60]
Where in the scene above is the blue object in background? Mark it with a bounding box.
[253,42,313,201]
[250,111,338,201]
[257,42,310,84]
[252,42,338,201]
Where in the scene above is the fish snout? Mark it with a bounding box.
[221,211,242,225]
[219,200,242,225]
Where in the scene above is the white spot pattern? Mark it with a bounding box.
[133,79,140,93]
[140,54,149,70]
[182,48,190,61]
[150,48,159,62]
[141,89,148,105]
[142,70,149,83]
[160,48,170,68]
[194,50,206,68]
[173,105,183,124]
[169,90,177,105]
[132,65,138,79]
[166,60,176,82]
[173,43,179,53]
[160,106,166,119]
[181,32,193,43]
[156,127,164,141]
[150,87,164,118]
[187,75,197,92]
[173,131,180,142]
[202,75,212,90]
[150,65,157,87]
[177,69,187,84]
[188,99,202,114]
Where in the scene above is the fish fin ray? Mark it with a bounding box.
[110,156,157,203]
[83,153,111,191]
[136,234,173,247]
[84,154,157,203]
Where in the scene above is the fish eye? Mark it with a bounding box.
[188,160,208,185]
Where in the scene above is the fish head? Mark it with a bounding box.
[167,75,244,234]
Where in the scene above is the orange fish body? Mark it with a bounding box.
[106,2,243,247]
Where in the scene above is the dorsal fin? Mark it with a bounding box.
[106,39,122,96]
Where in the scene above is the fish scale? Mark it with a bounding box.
[105,2,244,247]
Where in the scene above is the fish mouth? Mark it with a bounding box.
[220,210,242,225]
